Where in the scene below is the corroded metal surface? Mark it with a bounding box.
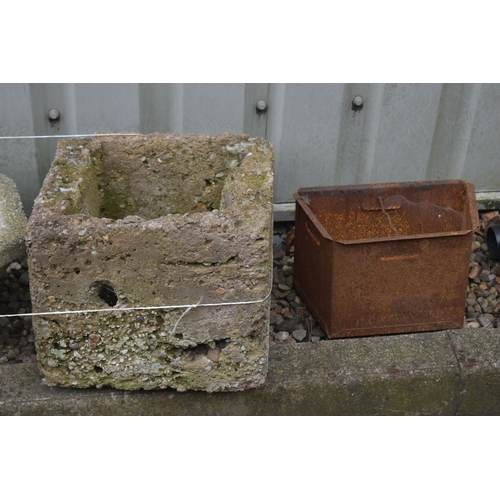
[294,180,479,338]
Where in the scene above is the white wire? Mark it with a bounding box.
[0,133,143,140]
[0,289,272,319]
[169,297,204,335]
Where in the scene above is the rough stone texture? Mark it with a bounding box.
[2,329,492,416]
[0,174,27,269]
[25,133,274,392]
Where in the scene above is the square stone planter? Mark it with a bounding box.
[26,133,274,392]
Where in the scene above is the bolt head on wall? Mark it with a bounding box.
[352,96,364,107]
[48,109,60,121]
[256,100,268,112]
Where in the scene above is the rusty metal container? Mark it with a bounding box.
[293,180,479,338]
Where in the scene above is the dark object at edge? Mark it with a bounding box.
[487,225,500,260]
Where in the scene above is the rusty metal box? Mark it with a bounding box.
[293,180,479,338]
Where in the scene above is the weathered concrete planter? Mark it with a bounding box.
[26,133,274,392]
[0,173,27,270]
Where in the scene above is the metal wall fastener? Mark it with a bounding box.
[48,109,60,121]
[256,100,268,112]
[352,95,364,107]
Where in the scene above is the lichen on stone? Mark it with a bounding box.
[27,133,274,392]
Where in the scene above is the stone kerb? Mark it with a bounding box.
[0,174,27,270]
[26,133,274,392]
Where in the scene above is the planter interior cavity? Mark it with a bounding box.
[26,133,274,392]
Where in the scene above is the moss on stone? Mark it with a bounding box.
[27,133,274,392]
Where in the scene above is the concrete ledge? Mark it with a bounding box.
[1,328,499,415]
[273,202,295,221]
[475,191,500,211]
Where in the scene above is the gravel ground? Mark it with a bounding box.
[0,256,36,365]
[1,219,499,364]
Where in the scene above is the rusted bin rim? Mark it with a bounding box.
[294,180,479,244]
[294,193,473,245]
[336,231,472,245]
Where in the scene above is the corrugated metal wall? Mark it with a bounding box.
[1,83,499,215]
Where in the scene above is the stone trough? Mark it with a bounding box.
[26,133,274,392]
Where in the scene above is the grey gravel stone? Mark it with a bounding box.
[479,270,491,281]
[467,321,481,328]
[478,316,493,327]
[23,344,35,354]
[19,272,29,285]
[7,262,22,272]
[466,297,476,307]
[292,329,307,341]
[466,306,476,317]
[277,318,304,333]
[274,331,290,341]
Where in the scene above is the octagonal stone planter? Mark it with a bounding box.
[26,133,274,392]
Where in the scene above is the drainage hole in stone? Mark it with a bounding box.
[74,268,81,274]
[216,339,229,349]
[94,366,103,373]
[98,283,118,307]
